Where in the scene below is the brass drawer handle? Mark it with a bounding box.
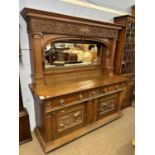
[60,99,65,106]
[59,123,64,128]
[115,85,120,89]
[93,91,96,95]
[60,109,65,113]
[79,94,83,99]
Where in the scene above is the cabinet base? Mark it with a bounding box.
[35,111,122,153]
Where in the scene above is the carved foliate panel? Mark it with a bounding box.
[57,108,84,133]
[97,97,117,116]
[83,25,118,38]
[30,19,83,36]
[29,18,118,39]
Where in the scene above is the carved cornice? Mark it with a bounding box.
[28,18,118,39]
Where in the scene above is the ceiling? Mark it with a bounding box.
[61,0,135,15]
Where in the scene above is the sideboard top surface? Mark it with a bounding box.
[30,75,127,100]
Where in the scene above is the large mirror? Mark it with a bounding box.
[44,40,102,69]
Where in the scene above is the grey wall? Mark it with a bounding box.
[19,0,135,130]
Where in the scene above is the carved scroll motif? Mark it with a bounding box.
[29,19,118,38]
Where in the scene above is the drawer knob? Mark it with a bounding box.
[60,99,64,106]
[60,109,65,113]
[93,91,96,95]
[79,94,83,99]
[115,85,120,89]
[59,123,64,128]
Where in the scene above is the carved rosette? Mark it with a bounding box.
[29,18,118,39]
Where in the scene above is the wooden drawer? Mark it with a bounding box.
[45,91,88,110]
[88,88,100,97]
[53,103,86,139]
[45,83,125,112]
[99,83,125,94]
[88,83,123,97]
[96,93,119,120]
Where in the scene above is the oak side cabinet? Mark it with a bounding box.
[19,79,32,144]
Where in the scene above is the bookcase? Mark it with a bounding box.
[114,15,135,108]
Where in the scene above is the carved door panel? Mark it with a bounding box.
[96,94,119,121]
[53,103,86,139]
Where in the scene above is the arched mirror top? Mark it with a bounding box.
[43,39,109,70]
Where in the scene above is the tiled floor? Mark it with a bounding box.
[19,107,135,155]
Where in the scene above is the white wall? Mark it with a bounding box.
[19,0,135,131]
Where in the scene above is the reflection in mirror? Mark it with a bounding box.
[44,41,100,69]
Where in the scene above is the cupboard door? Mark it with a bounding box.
[96,94,118,120]
[122,83,134,108]
[54,103,86,138]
